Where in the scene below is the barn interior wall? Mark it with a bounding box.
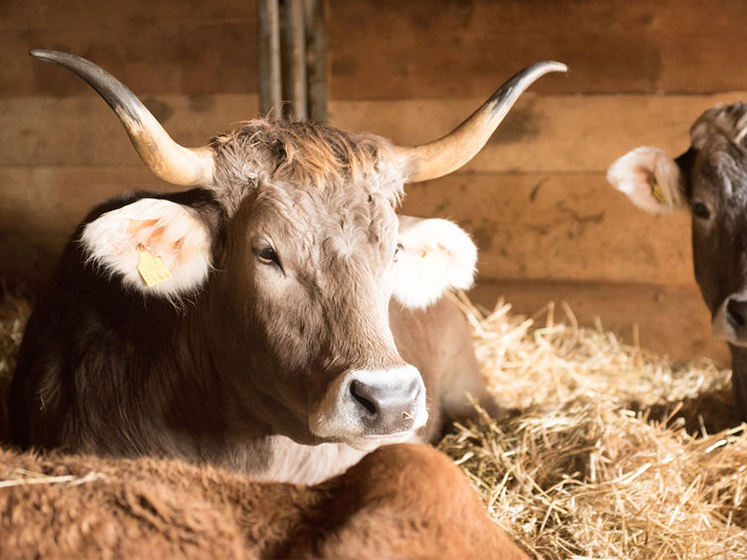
[1,0,741,363]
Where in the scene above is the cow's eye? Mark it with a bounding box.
[692,201,711,220]
[393,243,403,262]
[256,246,280,266]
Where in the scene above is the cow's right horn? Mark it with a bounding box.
[393,61,567,183]
[30,49,214,187]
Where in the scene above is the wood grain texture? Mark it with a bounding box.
[6,93,747,169]
[332,94,747,173]
[4,0,747,98]
[400,173,694,287]
[0,95,260,167]
[328,0,747,97]
[0,1,257,97]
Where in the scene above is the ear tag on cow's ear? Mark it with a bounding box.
[650,176,667,204]
[420,247,448,283]
[136,244,172,287]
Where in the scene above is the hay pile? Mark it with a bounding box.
[1,290,746,558]
[440,292,747,559]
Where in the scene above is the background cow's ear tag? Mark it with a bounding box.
[650,176,667,204]
[136,244,172,287]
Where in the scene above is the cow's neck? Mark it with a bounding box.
[253,436,369,485]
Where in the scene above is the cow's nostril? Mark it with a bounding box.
[349,379,377,416]
[727,298,747,329]
[345,366,425,436]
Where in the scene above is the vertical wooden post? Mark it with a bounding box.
[306,0,328,122]
[258,0,282,117]
[284,0,307,120]
[258,0,328,121]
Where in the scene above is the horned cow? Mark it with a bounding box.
[608,101,747,420]
[8,50,566,485]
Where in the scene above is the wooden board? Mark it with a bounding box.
[0,0,258,96]
[5,93,747,170]
[328,0,747,98]
[4,0,747,98]
[400,173,694,287]
[332,94,747,173]
[0,95,260,167]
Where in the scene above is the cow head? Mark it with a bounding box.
[32,50,566,448]
[608,102,747,345]
[608,102,747,417]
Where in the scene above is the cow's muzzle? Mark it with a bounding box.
[309,365,428,447]
[712,292,747,346]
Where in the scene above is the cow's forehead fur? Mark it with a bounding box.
[689,102,747,199]
[691,102,747,152]
[249,179,399,277]
[207,120,405,216]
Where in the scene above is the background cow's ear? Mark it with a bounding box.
[607,146,687,214]
[392,216,477,309]
[80,198,213,298]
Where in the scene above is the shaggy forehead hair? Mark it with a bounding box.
[691,101,747,151]
[688,102,747,197]
[208,120,405,215]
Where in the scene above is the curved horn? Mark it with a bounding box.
[393,61,567,183]
[30,49,214,187]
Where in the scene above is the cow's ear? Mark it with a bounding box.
[80,198,213,298]
[392,217,477,309]
[607,146,687,213]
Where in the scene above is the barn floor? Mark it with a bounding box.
[1,290,745,559]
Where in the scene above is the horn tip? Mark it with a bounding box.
[29,49,60,62]
[539,60,569,74]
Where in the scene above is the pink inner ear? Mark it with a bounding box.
[126,219,172,250]
[127,218,159,235]
[127,218,202,268]
[635,167,654,185]
[420,243,448,258]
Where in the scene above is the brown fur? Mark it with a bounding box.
[0,443,527,560]
[390,297,499,441]
[209,120,404,216]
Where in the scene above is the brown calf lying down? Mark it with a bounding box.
[0,443,528,560]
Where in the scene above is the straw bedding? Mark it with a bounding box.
[439,292,747,559]
[1,289,745,559]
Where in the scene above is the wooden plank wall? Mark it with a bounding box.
[2,0,744,364]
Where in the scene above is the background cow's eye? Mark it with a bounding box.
[692,201,711,220]
[256,246,280,266]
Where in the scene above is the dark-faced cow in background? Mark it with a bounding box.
[608,102,747,421]
[9,50,566,484]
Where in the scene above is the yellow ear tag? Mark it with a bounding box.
[136,244,172,287]
[420,247,448,283]
[650,177,667,204]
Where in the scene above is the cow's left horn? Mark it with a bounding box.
[393,61,567,183]
[30,49,214,187]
